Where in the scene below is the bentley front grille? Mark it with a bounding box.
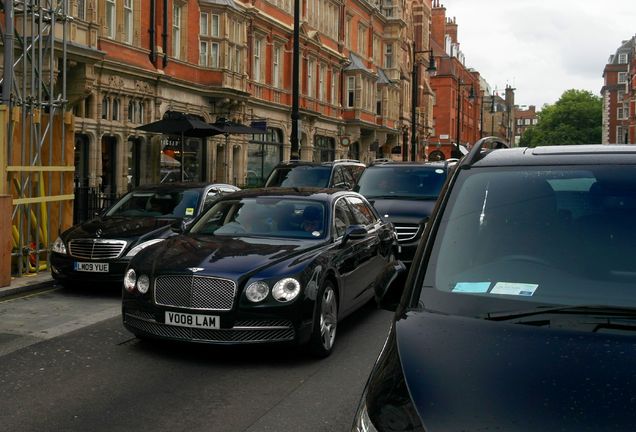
[154,275,236,311]
[68,239,127,259]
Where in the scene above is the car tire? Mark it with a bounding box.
[308,281,338,358]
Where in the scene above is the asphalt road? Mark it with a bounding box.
[0,284,394,432]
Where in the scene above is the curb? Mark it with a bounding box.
[0,274,56,299]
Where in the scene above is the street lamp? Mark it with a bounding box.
[453,79,475,158]
[410,46,436,161]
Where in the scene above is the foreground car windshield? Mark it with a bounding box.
[191,198,327,239]
[424,165,636,309]
[106,189,201,218]
[357,166,447,199]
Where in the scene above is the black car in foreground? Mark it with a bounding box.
[354,139,636,431]
[50,183,240,287]
[122,188,403,357]
[355,160,454,265]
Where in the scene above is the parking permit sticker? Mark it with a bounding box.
[490,282,538,297]
[435,169,444,174]
[185,208,195,216]
[452,282,491,293]
[311,231,321,237]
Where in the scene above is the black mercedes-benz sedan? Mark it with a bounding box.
[122,188,403,357]
[50,183,239,288]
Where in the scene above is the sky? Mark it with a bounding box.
[444,0,635,110]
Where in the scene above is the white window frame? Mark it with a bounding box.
[172,4,182,59]
[199,41,208,66]
[106,0,116,39]
[123,0,133,44]
[618,53,628,64]
[347,76,355,108]
[211,14,220,37]
[253,38,263,83]
[319,64,326,101]
[273,46,281,88]
[307,59,315,98]
[211,42,219,68]
[618,72,627,83]
[200,12,208,35]
[384,43,393,68]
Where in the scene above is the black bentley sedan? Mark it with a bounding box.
[50,182,240,288]
[122,188,403,357]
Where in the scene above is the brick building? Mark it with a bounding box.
[602,35,635,144]
[514,104,538,145]
[425,0,481,160]
[2,0,436,203]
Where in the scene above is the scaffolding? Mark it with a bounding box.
[1,0,74,277]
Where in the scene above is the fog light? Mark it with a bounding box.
[137,274,150,294]
[123,269,137,293]
[272,278,301,302]
[246,281,269,302]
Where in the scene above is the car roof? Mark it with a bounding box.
[131,182,238,192]
[367,160,453,169]
[218,187,357,202]
[272,159,365,168]
[465,144,636,168]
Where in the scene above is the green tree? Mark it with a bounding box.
[519,89,602,147]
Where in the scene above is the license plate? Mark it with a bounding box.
[165,311,219,329]
[74,262,109,272]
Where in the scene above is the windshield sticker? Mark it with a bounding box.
[311,230,321,237]
[435,169,444,174]
[185,208,195,216]
[490,282,538,297]
[452,282,491,293]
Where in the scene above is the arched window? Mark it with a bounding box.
[101,96,110,120]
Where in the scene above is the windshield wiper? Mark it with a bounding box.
[483,305,636,321]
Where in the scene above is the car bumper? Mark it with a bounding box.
[50,253,130,285]
[122,299,312,346]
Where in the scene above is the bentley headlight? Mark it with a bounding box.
[125,239,164,257]
[353,402,378,432]
[51,237,67,255]
[245,281,269,303]
[123,268,137,293]
[272,278,301,302]
[137,274,150,294]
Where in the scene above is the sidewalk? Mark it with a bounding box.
[0,271,56,299]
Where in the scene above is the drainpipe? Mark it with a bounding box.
[162,0,168,68]
[149,0,156,64]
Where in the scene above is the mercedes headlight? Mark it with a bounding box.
[51,237,67,255]
[272,278,301,302]
[125,239,164,257]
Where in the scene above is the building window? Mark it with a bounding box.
[358,25,367,57]
[112,98,120,121]
[77,0,85,20]
[211,42,219,68]
[524,118,531,125]
[106,0,116,39]
[618,72,627,83]
[273,46,281,88]
[247,128,284,187]
[307,59,315,97]
[199,41,208,66]
[331,71,337,104]
[618,53,628,64]
[319,64,326,101]
[102,97,109,120]
[347,76,355,108]
[253,38,263,83]
[211,15,220,37]
[123,0,133,43]
[200,12,208,35]
[314,135,335,162]
[376,86,382,115]
[345,17,351,49]
[384,43,393,68]
[172,4,182,60]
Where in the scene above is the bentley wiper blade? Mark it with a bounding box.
[484,305,636,321]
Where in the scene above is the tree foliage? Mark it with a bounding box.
[519,89,602,147]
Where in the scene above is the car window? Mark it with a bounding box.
[346,196,376,226]
[339,166,355,189]
[331,167,346,188]
[423,165,636,309]
[192,197,328,239]
[106,189,200,218]
[265,166,331,188]
[357,166,447,199]
[334,198,354,237]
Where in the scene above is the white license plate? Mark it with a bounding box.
[165,311,219,329]
[74,262,109,272]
